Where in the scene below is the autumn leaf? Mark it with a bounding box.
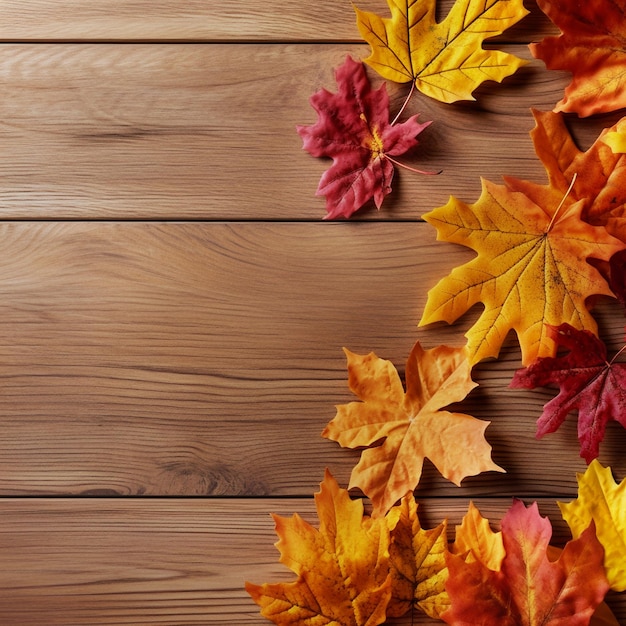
[504,109,626,246]
[297,55,432,219]
[530,0,626,116]
[387,493,449,619]
[419,115,624,365]
[245,469,394,625]
[510,323,626,463]
[559,460,626,592]
[322,341,503,518]
[354,0,528,103]
[450,501,505,571]
[442,500,610,625]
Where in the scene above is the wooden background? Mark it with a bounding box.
[0,1,625,623]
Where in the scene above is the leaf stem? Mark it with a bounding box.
[609,343,626,366]
[546,173,578,232]
[391,81,416,126]
[385,154,441,176]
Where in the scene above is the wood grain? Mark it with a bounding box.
[0,0,555,42]
[1,43,619,220]
[0,221,624,499]
[1,498,623,625]
[3,0,626,623]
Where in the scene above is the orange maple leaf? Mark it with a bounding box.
[420,112,624,366]
[530,0,626,116]
[245,470,394,625]
[450,501,505,571]
[442,500,610,625]
[354,0,528,103]
[504,109,626,245]
[322,342,503,518]
[387,493,449,619]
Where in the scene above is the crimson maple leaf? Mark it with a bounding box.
[443,500,609,625]
[510,323,626,463]
[297,55,432,219]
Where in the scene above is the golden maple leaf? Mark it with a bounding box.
[245,470,394,625]
[559,460,626,592]
[419,157,624,365]
[323,341,503,518]
[354,0,528,103]
[387,493,449,619]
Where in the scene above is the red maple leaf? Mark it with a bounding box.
[443,500,609,625]
[510,323,626,463]
[297,55,432,219]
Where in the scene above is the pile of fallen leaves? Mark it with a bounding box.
[247,0,626,623]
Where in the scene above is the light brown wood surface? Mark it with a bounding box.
[1,43,622,220]
[0,0,553,42]
[1,1,625,624]
[3,498,618,625]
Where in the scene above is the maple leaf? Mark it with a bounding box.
[322,341,503,518]
[559,460,626,592]
[450,501,505,571]
[354,0,528,104]
[297,55,432,219]
[530,0,626,117]
[245,469,394,625]
[442,500,609,625]
[419,116,624,365]
[387,493,449,619]
[503,109,626,246]
[510,323,626,463]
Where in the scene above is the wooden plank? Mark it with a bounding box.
[1,497,624,624]
[1,43,619,220]
[0,0,555,42]
[0,221,624,498]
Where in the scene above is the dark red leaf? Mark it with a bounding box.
[297,55,431,219]
[510,323,626,462]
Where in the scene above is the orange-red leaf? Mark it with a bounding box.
[530,0,626,116]
[442,500,610,625]
[504,109,626,246]
[323,342,503,517]
[245,470,393,625]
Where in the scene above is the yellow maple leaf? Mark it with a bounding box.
[323,341,503,518]
[559,460,626,592]
[419,177,623,365]
[246,469,394,625]
[450,501,505,571]
[387,493,449,619]
[354,0,529,103]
